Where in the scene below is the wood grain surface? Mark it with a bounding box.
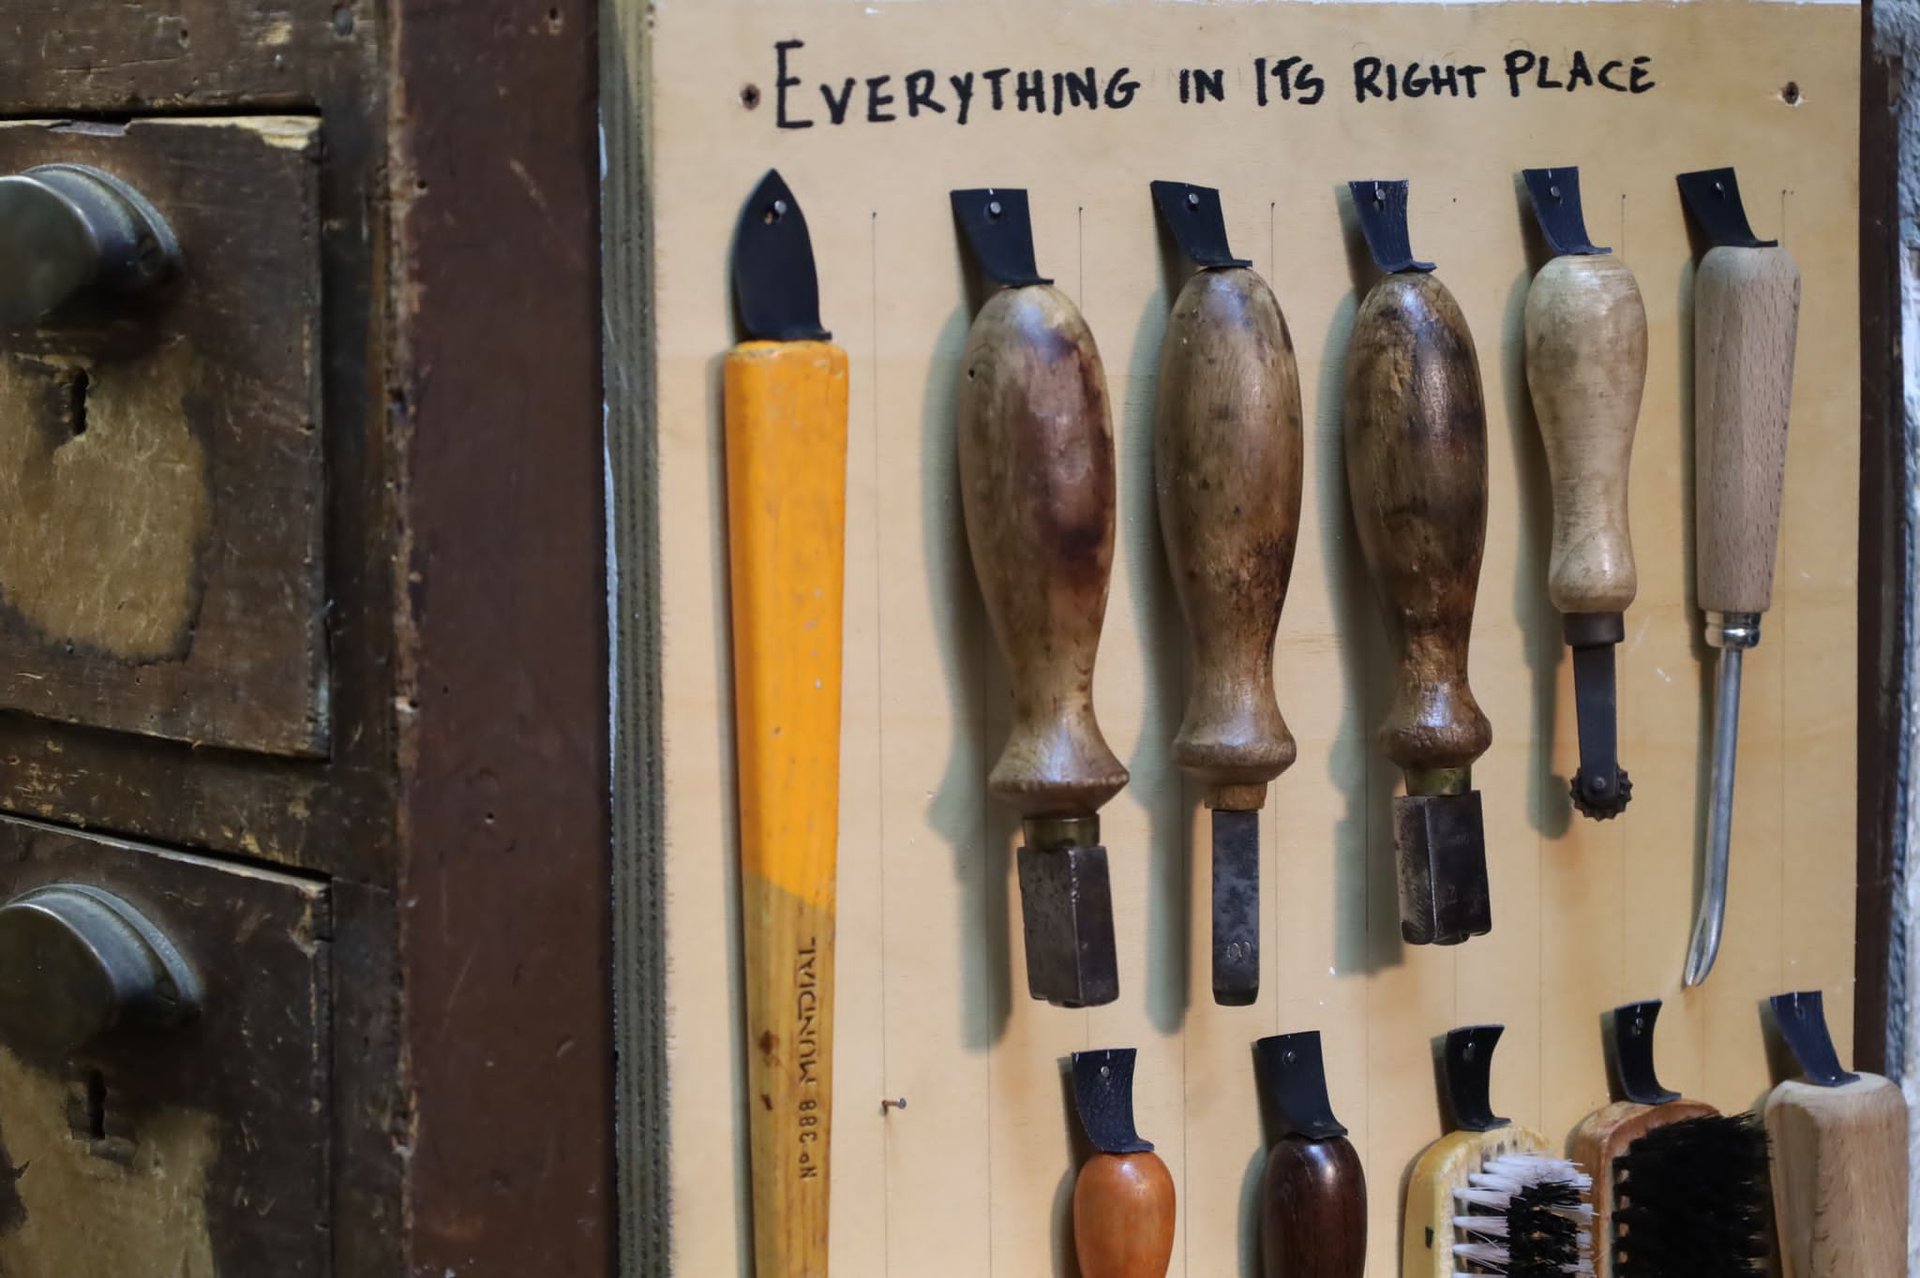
[627,3,1863,1273]
[1074,1151,1177,1278]
[1524,253,1647,616]
[1694,246,1801,617]
[1260,1135,1365,1278]
[726,340,850,1278]
[1154,266,1304,812]
[1766,1075,1908,1278]
[1566,1097,1718,1278]
[957,283,1129,818]
[1343,271,1492,780]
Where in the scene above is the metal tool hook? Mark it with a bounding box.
[1348,178,1435,274]
[1769,990,1859,1088]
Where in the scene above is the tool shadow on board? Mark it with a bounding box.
[1321,183,1402,979]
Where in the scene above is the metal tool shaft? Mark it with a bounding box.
[1684,637,1746,987]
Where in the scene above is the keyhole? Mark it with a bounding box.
[63,369,90,439]
[84,1070,107,1141]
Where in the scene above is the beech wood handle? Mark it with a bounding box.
[1694,244,1799,616]
[724,340,848,1278]
[1074,1151,1177,1278]
[1767,1075,1909,1278]
[958,283,1128,817]
[1261,1135,1366,1277]
[1524,254,1647,615]
[1153,267,1304,811]
[1342,273,1492,776]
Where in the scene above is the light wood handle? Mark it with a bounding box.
[724,339,848,1278]
[1154,267,1304,812]
[1694,244,1799,616]
[1261,1135,1366,1277]
[1767,1075,1909,1278]
[1342,272,1492,777]
[957,283,1128,818]
[1074,1151,1177,1278]
[1524,253,1647,615]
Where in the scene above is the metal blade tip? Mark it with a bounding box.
[731,168,830,342]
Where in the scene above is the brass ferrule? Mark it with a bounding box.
[1022,814,1099,853]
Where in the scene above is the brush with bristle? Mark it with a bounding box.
[1570,1000,1771,1277]
[1403,1024,1594,1277]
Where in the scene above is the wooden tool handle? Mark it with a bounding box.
[1074,1151,1177,1278]
[1154,266,1304,811]
[1261,1135,1366,1277]
[1524,253,1647,615]
[958,283,1128,817]
[1342,272,1492,777]
[1694,244,1799,616]
[724,339,848,1278]
[1767,1075,1909,1278]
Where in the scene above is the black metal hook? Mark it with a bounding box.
[1676,167,1778,250]
[950,187,1052,288]
[1149,180,1250,270]
[1254,1031,1348,1141]
[1442,1024,1508,1133]
[1607,1000,1681,1105]
[1523,167,1609,257]
[730,169,830,342]
[1071,1047,1155,1154]
[1769,991,1859,1088]
[1348,179,1435,275]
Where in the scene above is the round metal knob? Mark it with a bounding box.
[0,884,200,1059]
[0,164,180,328]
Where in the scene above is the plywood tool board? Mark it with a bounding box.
[611,1,1862,1273]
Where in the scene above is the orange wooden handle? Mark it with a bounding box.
[1074,1152,1177,1278]
[724,338,849,1278]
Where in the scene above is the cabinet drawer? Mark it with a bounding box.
[0,117,327,757]
[0,819,329,1276]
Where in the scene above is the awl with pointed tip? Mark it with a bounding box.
[726,169,847,1278]
[1677,167,1798,987]
[1341,180,1493,946]
[1522,167,1647,821]
[953,188,1127,1009]
[1071,1049,1176,1278]
[1149,181,1303,1007]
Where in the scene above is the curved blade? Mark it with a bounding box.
[950,188,1051,288]
[1150,180,1250,270]
[731,169,830,342]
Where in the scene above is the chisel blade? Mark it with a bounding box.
[1211,808,1260,1005]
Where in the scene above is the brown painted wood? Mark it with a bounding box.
[1154,265,1303,811]
[1341,271,1491,780]
[1074,1151,1177,1278]
[0,816,329,1276]
[1524,253,1647,615]
[957,282,1128,818]
[1260,1134,1365,1278]
[1854,1,1900,1077]
[0,117,328,759]
[389,0,613,1273]
[1694,246,1801,617]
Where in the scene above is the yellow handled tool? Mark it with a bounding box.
[726,169,848,1278]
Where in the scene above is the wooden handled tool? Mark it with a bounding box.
[1403,1025,1593,1278]
[952,188,1127,1009]
[1677,168,1800,987]
[1341,180,1493,946]
[1254,1032,1365,1277]
[1571,1000,1770,1277]
[1522,167,1647,821]
[1149,181,1303,1006]
[1766,991,1909,1278]
[726,170,848,1278]
[1071,1049,1176,1278]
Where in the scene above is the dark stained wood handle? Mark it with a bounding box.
[957,283,1129,818]
[1694,244,1799,617]
[1341,272,1491,780]
[1261,1135,1366,1278]
[1153,266,1304,812]
[1074,1151,1177,1278]
[1524,253,1647,615]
